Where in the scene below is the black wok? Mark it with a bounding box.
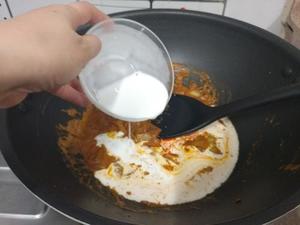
[1,9,300,225]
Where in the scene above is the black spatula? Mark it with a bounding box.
[152,82,300,139]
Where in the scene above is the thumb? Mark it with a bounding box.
[80,34,101,63]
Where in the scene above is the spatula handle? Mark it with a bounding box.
[218,82,300,117]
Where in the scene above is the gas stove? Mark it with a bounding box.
[0,0,299,224]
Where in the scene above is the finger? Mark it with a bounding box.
[50,84,89,107]
[67,1,109,29]
[0,91,27,108]
[70,78,83,92]
[79,34,101,62]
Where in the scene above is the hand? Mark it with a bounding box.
[0,2,108,108]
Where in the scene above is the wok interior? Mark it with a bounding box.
[3,11,300,225]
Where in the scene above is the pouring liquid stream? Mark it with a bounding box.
[128,122,131,139]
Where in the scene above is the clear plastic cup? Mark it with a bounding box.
[79,18,174,122]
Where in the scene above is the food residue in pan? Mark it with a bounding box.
[280,163,300,172]
[58,63,239,206]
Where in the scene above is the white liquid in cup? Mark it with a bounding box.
[95,71,169,122]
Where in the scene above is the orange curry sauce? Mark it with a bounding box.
[58,63,218,181]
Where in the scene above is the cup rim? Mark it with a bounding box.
[79,18,174,121]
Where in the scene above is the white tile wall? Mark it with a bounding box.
[88,0,148,7]
[94,5,148,14]
[152,1,224,15]
[0,0,11,20]
[0,0,289,36]
[225,0,287,35]
[7,0,75,16]
[89,0,150,14]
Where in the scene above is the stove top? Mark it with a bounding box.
[0,152,79,225]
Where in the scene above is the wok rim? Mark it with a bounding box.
[1,9,300,225]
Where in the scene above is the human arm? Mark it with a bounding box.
[0,1,108,108]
